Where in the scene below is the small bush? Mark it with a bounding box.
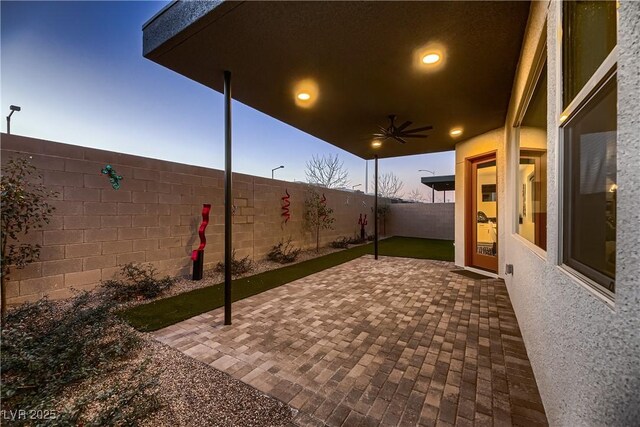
[347,235,367,245]
[101,263,175,302]
[215,250,254,275]
[367,234,376,242]
[330,237,350,249]
[1,292,159,425]
[267,239,301,264]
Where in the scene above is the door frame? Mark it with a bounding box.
[465,151,498,272]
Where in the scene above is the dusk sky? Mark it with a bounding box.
[1,1,455,201]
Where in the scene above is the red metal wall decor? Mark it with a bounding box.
[192,204,212,260]
[281,189,291,223]
[191,204,211,280]
[358,213,368,240]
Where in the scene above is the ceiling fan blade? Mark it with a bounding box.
[403,134,429,138]
[404,125,433,133]
[373,133,386,137]
[378,125,389,134]
[397,121,412,131]
[393,136,407,144]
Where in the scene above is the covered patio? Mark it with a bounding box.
[143,2,547,426]
[154,256,547,426]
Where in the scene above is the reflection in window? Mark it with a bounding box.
[563,75,616,292]
[517,63,547,250]
[476,161,497,257]
[563,0,617,107]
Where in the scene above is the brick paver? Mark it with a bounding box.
[154,256,547,426]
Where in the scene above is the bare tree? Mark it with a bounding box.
[407,188,425,203]
[304,188,335,251]
[305,154,349,188]
[377,172,404,199]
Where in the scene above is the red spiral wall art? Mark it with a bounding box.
[281,189,291,223]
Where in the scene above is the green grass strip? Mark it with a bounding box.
[119,236,454,332]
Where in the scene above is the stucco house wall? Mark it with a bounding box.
[454,1,640,424]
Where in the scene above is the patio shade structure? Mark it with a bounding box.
[142,0,529,323]
[421,174,455,203]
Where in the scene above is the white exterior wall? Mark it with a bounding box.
[454,1,640,424]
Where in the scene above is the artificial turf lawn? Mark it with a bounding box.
[120,236,454,332]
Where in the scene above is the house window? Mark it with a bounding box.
[517,62,547,250]
[562,0,617,107]
[561,0,617,295]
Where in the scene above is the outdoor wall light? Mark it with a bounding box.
[422,53,441,64]
[449,128,463,137]
[371,140,382,148]
[6,105,21,135]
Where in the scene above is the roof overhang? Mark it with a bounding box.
[143,1,530,159]
[421,175,455,191]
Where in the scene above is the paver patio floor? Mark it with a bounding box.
[153,256,548,427]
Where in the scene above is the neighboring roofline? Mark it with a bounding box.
[421,175,455,190]
[421,175,455,183]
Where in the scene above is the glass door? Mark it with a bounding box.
[468,156,498,272]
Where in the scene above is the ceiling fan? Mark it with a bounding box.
[373,115,433,144]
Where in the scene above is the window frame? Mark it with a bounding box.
[556,0,618,301]
[511,22,548,259]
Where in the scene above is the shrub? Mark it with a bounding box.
[101,263,175,302]
[346,235,367,245]
[0,292,159,425]
[215,250,254,276]
[267,238,301,264]
[330,237,350,249]
[1,157,57,325]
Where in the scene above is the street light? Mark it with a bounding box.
[6,105,21,135]
[352,184,361,190]
[419,169,436,203]
[271,165,284,179]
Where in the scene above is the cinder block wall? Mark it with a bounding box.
[1,134,386,305]
[386,203,454,240]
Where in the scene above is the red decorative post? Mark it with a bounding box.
[359,213,368,240]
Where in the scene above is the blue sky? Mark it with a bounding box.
[1,1,455,201]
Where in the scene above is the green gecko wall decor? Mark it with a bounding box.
[101,165,123,190]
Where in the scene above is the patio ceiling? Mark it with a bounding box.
[143,1,530,160]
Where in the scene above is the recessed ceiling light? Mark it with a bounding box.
[297,92,311,101]
[449,128,463,137]
[371,140,382,148]
[422,53,441,64]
